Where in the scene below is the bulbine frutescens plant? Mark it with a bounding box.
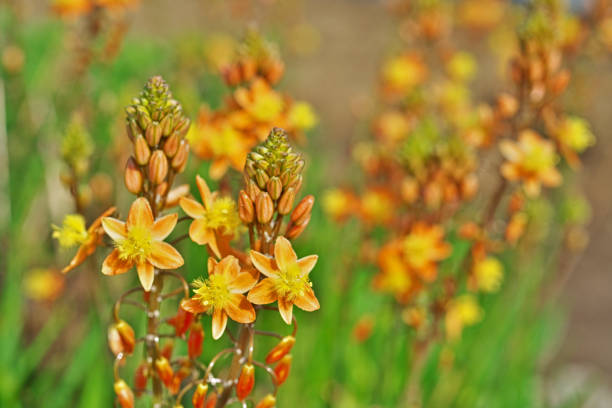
[51,76,319,408]
[325,0,594,404]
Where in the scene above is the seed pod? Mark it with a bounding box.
[124,158,143,195]
[171,140,189,171]
[255,394,277,408]
[148,150,168,184]
[114,379,134,408]
[163,133,180,158]
[256,192,274,224]
[266,176,282,200]
[239,190,255,224]
[277,187,296,215]
[155,357,174,388]
[192,383,208,408]
[236,363,255,401]
[290,195,314,224]
[134,135,151,165]
[274,355,292,386]
[145,121,163,147]
[188,322,204,359]
[265,336,295,364]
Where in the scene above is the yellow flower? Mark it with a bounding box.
[182,256,257,339]
[179,175,241,258]
[322,188,357,222]
[24,268,65,302]
[446,52,477,82]
[557,116,595,154]
[360,189,394,225]
[53,214,89,248]
[473,256,503,293]
[234,79,284,123]
[288,102,318,131]
[382,54,427,94]
[445,295,483,340]
[500,130,561,197]
[102,198,184,291]
[248,237,320,324]
[401,222,451,281]
[375,111,411,144]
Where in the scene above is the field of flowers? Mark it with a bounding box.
[1,0,611,407]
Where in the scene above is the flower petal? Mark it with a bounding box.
[180,197,206,219]
[152,213,178,240]
[89,206,117,233]
[62,241,97,274]
[297,255,318,277]
[196,174,213,209]
[101,217,127,242]
[228,271,258,294]
[247,279,277,305]
[249,250,279,278]
[274,236,297,271]
[209,159,229,181]
[216,255,240,279]
[212,309,228,340]
[127,197,154,229]
[101,249,132,276]
[181,298,209,315]
[225,294,256,323]
[293,286,320,312]
[149,241,184,270]
[278,297,294,325]
[137,262,155,291]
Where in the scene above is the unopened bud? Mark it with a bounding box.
[188,322,204,359]
[461,174,478,200]
[145,121,163,147]
[255,394,277,408]
[497,93,518,118]
[267,177,283,200]
[134,135,151,165]
[163,133,180,158]
[246,179,262,202]
[168,303,195,337]
[255,169,270,189]
[286,218,309,240]
[124,158,143,195]
[265,336,295,364]
[156,181,169,197]
[165,184,190,209]
[236,363,255,401]
[114,379,134,408]
[133,363,148,396]
[239,190,255,224]
[160,113,174,137]
[171,140,189,172]
[155,357,174,387]
[277,187,296,215]
[108,320,135,356]
[290,195,314,224]
[550,69,570,95]
[148,150,168,185]
[205,392,218,408]
[256,192,274,224]
[161,341,174,360]
[274,355,292,386]
[192,383,208,408]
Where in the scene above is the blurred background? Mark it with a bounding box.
[1,0,611,407]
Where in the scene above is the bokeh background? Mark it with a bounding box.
[1,0,611,407]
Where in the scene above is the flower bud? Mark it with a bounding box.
[290,195,314,224]
[205,392,218,408]
[148,150,168,185]
[266,176,283,200]
[134,135,151,165]
[496,93,518,118]
[286,218,309,240]
[161,341,174,360]
[274,355,292,386]
[114,379,134,408]
[265,336,295,364]
[277,187,296,215]
[171,140,189,172]
[163,133,180,158]
[192,383,208,408]
[255,169,270,190]
[236,363,255,401]
[108,320,135,356]
[549,69,570,95]
[239,190,255,224]
[156,181,169,197]
[246,179,262,202]
[124,158,143,195]
[160,113,174,137]
[255,394,277,408]
[133,362,148,395]
[256,192,274,224]
[168,303,195,337]
[188,322,205,359]
[145,121,163,147]
[155,357,174,388]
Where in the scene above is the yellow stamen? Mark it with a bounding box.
[274,262,310,302]
[52,214,89,248]
[193,274,231,310]
[116,225,152,263]
[205,197,241,232]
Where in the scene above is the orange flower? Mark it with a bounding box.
[59,206,116,274]
[179,175,241,258]
[51,0,92,18]
[181,256,257,339]
[401,222,451,281]
[234,78,284,125]
[500,130,562,197]
[248,237,319,324]
[101,198,184,291]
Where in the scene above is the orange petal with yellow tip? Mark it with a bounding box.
[180,197,206,219]
[225,294,256,323]
[102,217,127,242]
[211,309,228,340]
[297,255,318,277]
[127,197,154,229]
[152,213,178,240]
[216,255,240,278]
[278,297,294,325]
[228,271,258,293]
[149,241,184,270]
[249,250,279,278]
[63,241,97,274]
[293,286,320,312]
[102,249,133,276]
[247,278,277,305]
[274,236,297,271]
[196,174,213,209]
[181,298,209,315]
[137,262,155,291]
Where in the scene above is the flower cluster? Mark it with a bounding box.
[188,30,318,180]
[52,76,320,407]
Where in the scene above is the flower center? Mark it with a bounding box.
[250,91,284,122]
[402,233,434,269]
[274,262,311,302]
[117,225,152,263]
[205,197,241,232]
[193,274,231,310]
[522,144,554,173]
[52,214,89,248]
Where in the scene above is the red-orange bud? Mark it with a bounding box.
[238,190,255,224]
[274,355,292,386]
[168,304,195,337]
[204,392,218,408]
[124,157,143,195]
[236,363,255,401]
[290,194,314,224]
[149,150,169,185]
[155,357,174,388]
[161,341,174,360]
[133,362,148,395]
[108,320,135,356]
[277,187,296,215]
[255,393,277,408]
[114,379,134,408]
[265,336,295,364]
[188,322,205,359]
[192,382,209,408]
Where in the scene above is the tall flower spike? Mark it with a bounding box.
[248,236,319,324]
[181,256,257,339]
[101,197,184,291]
